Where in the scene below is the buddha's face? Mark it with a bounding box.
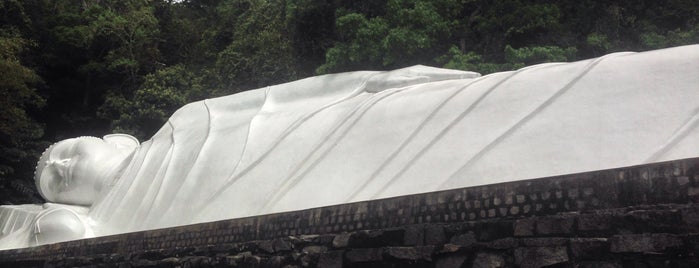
[36,135,138,206]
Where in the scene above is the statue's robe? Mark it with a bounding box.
[81,45,698,235]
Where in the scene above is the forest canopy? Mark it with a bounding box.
[1,0,698,204]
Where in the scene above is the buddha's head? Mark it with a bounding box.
[35,134,139,206]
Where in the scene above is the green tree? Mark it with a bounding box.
[90,0,161,88]
[0,28,45,200]
[438,45,577,74]
[214,0,297,92]
[99,65,204,139]
[504,45,577,69]
[317,0,458,74]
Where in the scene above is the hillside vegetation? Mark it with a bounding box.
[1,0,698,204]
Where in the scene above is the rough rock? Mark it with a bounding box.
[472,252,506,268]
[514,246,568,268]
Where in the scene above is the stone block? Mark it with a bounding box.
[570,238,608,259]
[434,254,468,268]
[514,246,568,268]
[262,256,286,268]
[243,255,262,266]
[520,237,568,247]
[331,233,351,248]
[681,205,699,230]
[486,237,518,249]
[298,234,319,243]
[472,252,506,268]
[624,209,682,232]
[404,225,425,246]
[273,238,293,252]
[258,240,275,253]
[576,261,621,268]
[384,246,434,261]
[302,246,328,254]
[159,257,180,265]
[210,243,237,254]
[424,225,446,245]
[348,228,404,247]
[345,248,383,263]
[535,216,574,235]
[477,220,514,240]
[610,233,682,253]
[577,213,612,232]
[438,244,461,254]
[514,219,534,237]
[317,234,336,245]
[449,232,476,247]
[317,250,343,268]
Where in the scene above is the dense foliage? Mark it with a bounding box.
[1,0,697,204]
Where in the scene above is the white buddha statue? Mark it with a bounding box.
[1,44,698,249]
[0,134,137,249]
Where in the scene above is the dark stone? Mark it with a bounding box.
[298,234,319,243]
[262,256,286,268]
[434,254,467,268]
[577,213,613,232]
[520,237,568,247]
[243,255,262,266]
[686,233,699,255]
[449,232,476,247]
[259,240,275,253]
[299,254,315,267]
[317,234,336,245]
[317,251,343,268]
[681,206,699,231]
[192,245,213,256]
[132,259,158,267]
[159,257,180,266]
[576,261,621,268]
[384,246,434,261]
[210,243,237,254]
[140,250,166,261]
[345,248,383,263]
[365,228,404,247]
[302,246,328,254]
[223,255,243,266]
[474,220,514,241]
[570,238,609,259]
[535,216,574,235]
[624,209,682,233]
[514,246,568,268]
[424,225,446,245]
[438,244,461,254]
[404,225,425,246]
[472,252,505,268]
[273,238,293,252]
[332,233,351,248]
[514,219,534,237]
[223,251,252,266]
[486,237,518,249]
[104,253,124,264]
[610,233,682,253]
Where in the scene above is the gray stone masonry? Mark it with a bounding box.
[1,157,698,267]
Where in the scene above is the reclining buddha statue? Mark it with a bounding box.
[1,45,698,249]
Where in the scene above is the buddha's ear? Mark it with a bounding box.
[103,134,139,151]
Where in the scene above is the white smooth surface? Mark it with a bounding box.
[1,45,698,249]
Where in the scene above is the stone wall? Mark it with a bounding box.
[1,157,698,267]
